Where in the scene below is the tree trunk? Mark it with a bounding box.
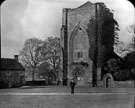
[32,69,35,81]
[92,61,97,87]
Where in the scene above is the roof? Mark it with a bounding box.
[72,1,106,10]
[64,1,94,11]
[77,1,93,9]
[1,58,25,70]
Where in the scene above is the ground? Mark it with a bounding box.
[0,86,134,108]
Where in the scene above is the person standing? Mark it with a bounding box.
[70,80,76,94]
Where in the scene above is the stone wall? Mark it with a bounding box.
[95,81,134,88]
[114,81,134,88]
[0,70,25,87]
[67,4,95,65]
[61,2,116,86]
[66,2,95,85]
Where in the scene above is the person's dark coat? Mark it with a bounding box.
[70,81,75,94]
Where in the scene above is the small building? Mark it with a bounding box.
[0,55,25,88]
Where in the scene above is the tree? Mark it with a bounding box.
[107,58,119,73]
[37,62,51,78]
[113,41,133,58]
[40,37,61,81]
[106,57,132,81]
[19,38,43,81]
[86,8,120,86]
[125,24,135,80]
[113,19,120,45]
[124,52,135,69]
[126,24,135,34]
[126,24,135,50]
[87,16,97,87]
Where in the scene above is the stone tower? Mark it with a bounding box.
[61,1,115,86]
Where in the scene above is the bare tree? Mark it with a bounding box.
[19,38,43,81]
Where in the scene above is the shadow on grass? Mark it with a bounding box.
[19,85,53,89]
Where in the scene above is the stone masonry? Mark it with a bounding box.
[61,1,115,86]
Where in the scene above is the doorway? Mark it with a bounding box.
[103,73,114,87]
[73,67,85,86]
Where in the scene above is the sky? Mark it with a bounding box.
[1,0,135,58]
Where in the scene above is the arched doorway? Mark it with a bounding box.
[73,67,85,86]
[103,73,114,87]
[106,77,111,87]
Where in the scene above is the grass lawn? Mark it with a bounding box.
[0,86,134,108]
[0,94,134,108]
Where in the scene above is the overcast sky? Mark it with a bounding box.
[1,0,134,58]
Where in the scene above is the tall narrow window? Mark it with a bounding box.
[77,51,83,58]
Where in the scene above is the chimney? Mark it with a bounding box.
[14,55,18,61]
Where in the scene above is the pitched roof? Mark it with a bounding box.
[1,58,25,70]
[77,1,93,9]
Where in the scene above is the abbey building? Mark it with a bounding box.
[61,1,116,86]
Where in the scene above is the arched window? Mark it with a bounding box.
[69,24,90,63]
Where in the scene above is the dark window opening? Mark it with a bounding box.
[77,51,83,58]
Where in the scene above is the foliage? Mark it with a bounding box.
[124,51,135,69]
[126,24,135,51]
[130,68,135,80]
[98,16,119,67]
[39,37,61,79]
[114,41,134,58]
[19,38,43,81]
[113,69,129,81]
[107,58,119,72]
[97,6,120,48]
[113,19,120,45]
[114,41,127,57]
[126,24,135,34]
[86,8,120,86]
[86,16,97,87]
[132,37,135,50]
[106,58,130,81]
[37,62,51,78]
[20,37,61,82]
[86,16,96,60]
